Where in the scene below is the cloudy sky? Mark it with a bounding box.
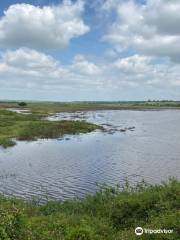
[0,0,180,101]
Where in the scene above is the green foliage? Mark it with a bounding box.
[17,120,101,141]
[0,138,15,148]
[0,207,26,240]
[67,226,94,240]
[0,227,10,240]
[0,179,179,240]
[18,102,27,107]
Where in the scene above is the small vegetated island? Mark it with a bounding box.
[0,106,103,148]
[0,101,179,240]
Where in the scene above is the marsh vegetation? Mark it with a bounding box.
[0,109,102,148]
[0,179,179,240]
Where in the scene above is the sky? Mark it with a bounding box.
[0,0,180,101]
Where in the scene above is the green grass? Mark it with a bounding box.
[24,100,180,114]
[0,110,102,148]
[0,138,16,148]
[17,120,101,141]
[0,179,179,240]
[1,101,180,115]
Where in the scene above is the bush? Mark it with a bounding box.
[0,207,26,240]
[18,102,27,107]
[67,226,94,240]
[0,227,10,240]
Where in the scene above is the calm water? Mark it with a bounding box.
[0,110,180,201]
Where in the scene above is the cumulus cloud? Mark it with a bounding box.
[71,55,102,75]
[0,48,103,91]
[111,54,180,90]
[103,0,180,62]
[2,48,58,71]
[1,48,180,97]
[113,55,152,74]
[1,0,179,100]
[0,0,89,50]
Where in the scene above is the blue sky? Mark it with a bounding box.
[0,0,180,101]
[0,0,107,62]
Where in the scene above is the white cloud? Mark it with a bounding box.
[113,55,152,74]
[71,55,102,75]
[0,48,103,90]
[2,48,58,71]
[103,0,180,62]
[1,48,180,99]
[111,54,180,88]
[101,0,124,11]
[0,0,89,50]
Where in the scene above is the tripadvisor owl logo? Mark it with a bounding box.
[135,227,144,236]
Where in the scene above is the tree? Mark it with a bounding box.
[18,102,27,107]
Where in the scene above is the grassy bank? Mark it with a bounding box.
[0,110,102,148]
[0,179,179,240]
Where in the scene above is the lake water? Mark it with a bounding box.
[0,110,180,201]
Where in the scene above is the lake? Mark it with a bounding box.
[0,110,180,201]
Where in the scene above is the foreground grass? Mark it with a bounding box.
[0,110,102,148]
[0,179,179,240]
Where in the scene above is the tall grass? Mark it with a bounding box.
[0,179,179,240]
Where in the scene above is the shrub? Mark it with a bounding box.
[67,226,94,240]
[0,207,26,240]
[18,102,27,107]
